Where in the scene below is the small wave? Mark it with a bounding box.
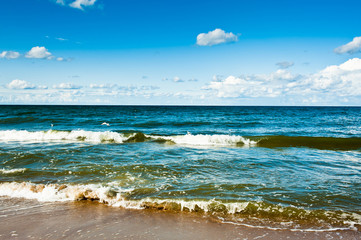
[0,130,255,147]
[0,168,26,174]
[0,182,360,231]
[150,133,257,147]
[0,130,360,150]
[0,130,129,143]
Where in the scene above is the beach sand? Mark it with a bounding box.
[0,197,360,240]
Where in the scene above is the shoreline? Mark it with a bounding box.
[1,198,360,239]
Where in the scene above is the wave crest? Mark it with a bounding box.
[0,130,360,150]
[150,133,256,147]
[0,168,27,174]
[0,130,128,143]
[0,182,360,231]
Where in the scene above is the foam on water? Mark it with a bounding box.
[0,130,128,143]
[0,182,131,203]
[0,130,255,147]
[0,182,360,232]
[149,132,257,146]
[0,168,27,174]
[1,130,359,150]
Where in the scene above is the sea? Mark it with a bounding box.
[0,105,360,232]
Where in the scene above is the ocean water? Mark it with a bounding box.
[0,105,360,231]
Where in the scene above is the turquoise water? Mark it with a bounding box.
[0,106,360,230]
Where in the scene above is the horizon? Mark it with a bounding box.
[1,104,360,107]
[1,0,361,106]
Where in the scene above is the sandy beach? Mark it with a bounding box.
[0,197,360,240]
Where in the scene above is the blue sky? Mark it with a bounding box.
[1,0,361,105]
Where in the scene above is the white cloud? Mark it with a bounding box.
[196,28,238,46]
[334,36,361,54]
[56,57,72,62]
[173,76,184,83]
[7,80,36,90]
[276,61,294,69]
[301,58,361,95]
[56,0,65,5]
[0,51,20,59]
[204,58,361,101]
[204,75,281,98]
[89,83,117,89]
[6,80,47,90]
[53,83,82,89]
[56,37,67,41]
[25,46,53,59]
[69,0,96,10]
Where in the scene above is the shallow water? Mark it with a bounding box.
[0,105,360,231]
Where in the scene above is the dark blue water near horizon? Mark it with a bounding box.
[0,105,360,231]
[1,105,360,137]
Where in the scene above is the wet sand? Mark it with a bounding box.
[0,197,360,240]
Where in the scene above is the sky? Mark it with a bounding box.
[1,0,361,105]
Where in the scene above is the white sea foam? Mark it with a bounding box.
[0,168,27,174]
[0,130,128,143]
[150,132,256,147]
[0,182,248,212]
[0,182,359,232]
[0,130,256,147]
[0,182,130,203]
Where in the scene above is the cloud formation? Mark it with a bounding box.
[173,77,184,83]
[55,0,97,10]
[0,51,20,59]
[56,0,65,5]
[53,83,82,89]
[25,46,53,59]
[334,36,361,54]
[69,0,96,10]
[6,79,47,90]
[6,80,36,90]
[204,58,361,103]
[204,69,294,98]
[196,29,238,46]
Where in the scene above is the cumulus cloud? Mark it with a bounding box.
[204,73,285,98]
[89,83,117,89]
[55,0,97,9]
[204,58,361,102]
[6,79,47,90]
[56,0,65,5]
[0,51,20,59]
[53,83,82,89]
[7,80,36,90]
[173,77,184,83]
[276,61,294,69]
[301,58,361,95]
[196,29,238,46]
[69,0,97,10]
[25,46,53,59]
[2,81,167,104]
[334,37,361,54]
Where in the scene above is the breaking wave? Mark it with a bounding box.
[0,130,360,150]
[0,130,129,143]
[0,168,27,174]
[0,182,360,231]
[0,130,254,146]
[151,133,256,146]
